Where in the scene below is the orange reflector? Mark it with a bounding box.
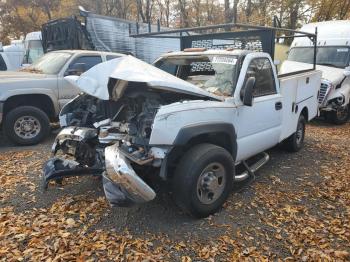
[183,47,207,52]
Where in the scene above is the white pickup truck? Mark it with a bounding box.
[0,50,124,145]
[43,50,321,218]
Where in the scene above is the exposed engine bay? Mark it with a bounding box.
[56,88,190,165]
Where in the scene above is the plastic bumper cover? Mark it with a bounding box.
[42,157,104,189]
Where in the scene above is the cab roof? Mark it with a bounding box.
[292,20,350,47]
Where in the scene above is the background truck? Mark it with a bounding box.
[22,31,44,66]
[281,20,350,124]
[41,6,179,64]
[0,41,25,71]
[43,25,321,218]
[0,50,124,145]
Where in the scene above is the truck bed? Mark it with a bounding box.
[278,70,322,141]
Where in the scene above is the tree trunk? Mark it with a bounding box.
[224,0,231,23]
[246,0,252,22]
[137,0,147,22]
[178,0,189,27]
[233,0,239,23]
[95,0,102,15]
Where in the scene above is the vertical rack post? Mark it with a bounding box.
[313,27,318,70]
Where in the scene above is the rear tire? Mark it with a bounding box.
[4,106,50,145]
[327,105,349,125]
[284,114,306,152]
[172,143,234,218]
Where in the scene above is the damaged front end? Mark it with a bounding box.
[43,90,173,206]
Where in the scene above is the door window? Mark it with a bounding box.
[68,55,102,72]
[245,58,276,97]
[0,54,7,71]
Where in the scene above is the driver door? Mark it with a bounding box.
[57,55,103,109]
[235,57,283,162]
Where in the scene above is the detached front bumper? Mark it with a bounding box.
[103,143,156,207]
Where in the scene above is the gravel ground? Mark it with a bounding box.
[0,120,349,261]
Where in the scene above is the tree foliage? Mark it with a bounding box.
[1,0,350,44]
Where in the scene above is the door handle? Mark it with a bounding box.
[275,102,283,110]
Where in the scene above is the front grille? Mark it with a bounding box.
[318,82,330,105]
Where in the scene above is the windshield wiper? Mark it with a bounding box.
[317,63,342,68]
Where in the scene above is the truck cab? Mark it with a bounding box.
[281,20,350,124]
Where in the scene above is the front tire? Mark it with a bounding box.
[284,114,306,152]
[172,143,234,218]
[4,106,50,145]
[327,105,349,125]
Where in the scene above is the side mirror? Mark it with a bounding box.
[240,77,255,106]
[65,63,86,76]
[343,66,350,77]
[274,60,281,66]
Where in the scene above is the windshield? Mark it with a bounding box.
[288,46,350,68]
[21,52,72,74]
[154,55,238,96]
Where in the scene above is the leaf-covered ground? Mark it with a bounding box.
[0,121,349,261]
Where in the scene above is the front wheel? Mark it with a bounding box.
[327,105,349,125]
[284,114,306,152]
[172,143,234,218]
[4,106,50,145]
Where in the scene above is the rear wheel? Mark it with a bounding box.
[172,143,234,218]
[284,114,306,152]
[4,106,50,145]
[327,105,349,125]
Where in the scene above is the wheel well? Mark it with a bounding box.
[163,132,235,180]
[301,107,309,121]
[185,132,233,155]
[4,94,56,120]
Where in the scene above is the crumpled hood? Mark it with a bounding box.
[67,55,222,101]
[280,60,345,83]
[0,70,50,83]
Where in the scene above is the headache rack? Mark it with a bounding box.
[130,22,317,77]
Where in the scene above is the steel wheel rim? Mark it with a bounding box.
[196,162,226,205]
[14,116,41,139]
[296,120,304,145]
[336,106,348,120]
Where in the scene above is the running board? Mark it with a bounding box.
[234,152,270,182]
